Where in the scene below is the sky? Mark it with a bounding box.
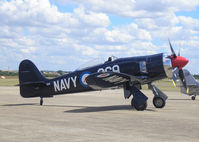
[0,0,199,73]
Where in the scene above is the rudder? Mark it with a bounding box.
[19,60,46,84]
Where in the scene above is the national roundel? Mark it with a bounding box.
[80,72,91,87]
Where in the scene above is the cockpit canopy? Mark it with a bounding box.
[76,56,118,71]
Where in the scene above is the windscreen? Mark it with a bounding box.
[76,58,105,71]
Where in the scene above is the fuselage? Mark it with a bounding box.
[40,53,172,97]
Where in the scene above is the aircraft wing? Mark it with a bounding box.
[86,72,145,89]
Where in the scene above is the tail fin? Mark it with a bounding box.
[19,60,48,98]
[19,60,46,84]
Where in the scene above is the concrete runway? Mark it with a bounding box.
[0,87,199,142]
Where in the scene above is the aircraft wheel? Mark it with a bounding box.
[191,96,196,100]
[153,97,165,108]
[40,98,43,106]
[131,99,147,111]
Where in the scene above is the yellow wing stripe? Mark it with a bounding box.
[172,80,176,88]
[187,88,189,94]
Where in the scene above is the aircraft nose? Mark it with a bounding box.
[171,56,189,69]
[184,57,189,66]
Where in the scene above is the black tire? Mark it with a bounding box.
[153,97,165,108]
[131,99,147,111]
[191,96,196,100]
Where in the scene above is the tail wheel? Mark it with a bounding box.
[191,96,196,100]
[40,97,43,105]
[153,97,165,108]
[131,99,147,111]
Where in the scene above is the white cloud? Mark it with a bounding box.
[74,7,110,27]
[58,0,199,18]
[178,16,199,31]
[134,0,199,12]
[0,0,112,70]
[0,0,199,74]
[79,23,152,46]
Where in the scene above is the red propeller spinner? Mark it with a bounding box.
[170,55,189,70]
[169,40,189,69]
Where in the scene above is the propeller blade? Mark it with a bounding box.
[169,39,176,58]
[172,67,179,88]
[179,69,187,89]
[172,67,179,85]
[178,44,181,56]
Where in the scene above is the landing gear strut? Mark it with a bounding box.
[123,83,148,111]
[149,84,168,109]
[40,97,43,105]
[131,86,148,111]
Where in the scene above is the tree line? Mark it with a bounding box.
[0,70,66,78]
[0,70,18,76]
[0,70,199,79]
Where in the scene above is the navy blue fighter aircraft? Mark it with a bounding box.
[18,42,189,111]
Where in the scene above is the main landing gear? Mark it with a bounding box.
[124,83,148,111]
[124,83,168,111]
[131,86,148,111]
[131,98,147,111]
[149,84,168,109]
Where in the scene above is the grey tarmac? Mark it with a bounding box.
[0,87,199,142]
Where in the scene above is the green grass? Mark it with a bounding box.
[142,79,180,92]
[0,76,179,91]
[0,76,19,86]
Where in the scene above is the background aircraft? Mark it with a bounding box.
[179,69,199,100]
[18,41,189,111]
